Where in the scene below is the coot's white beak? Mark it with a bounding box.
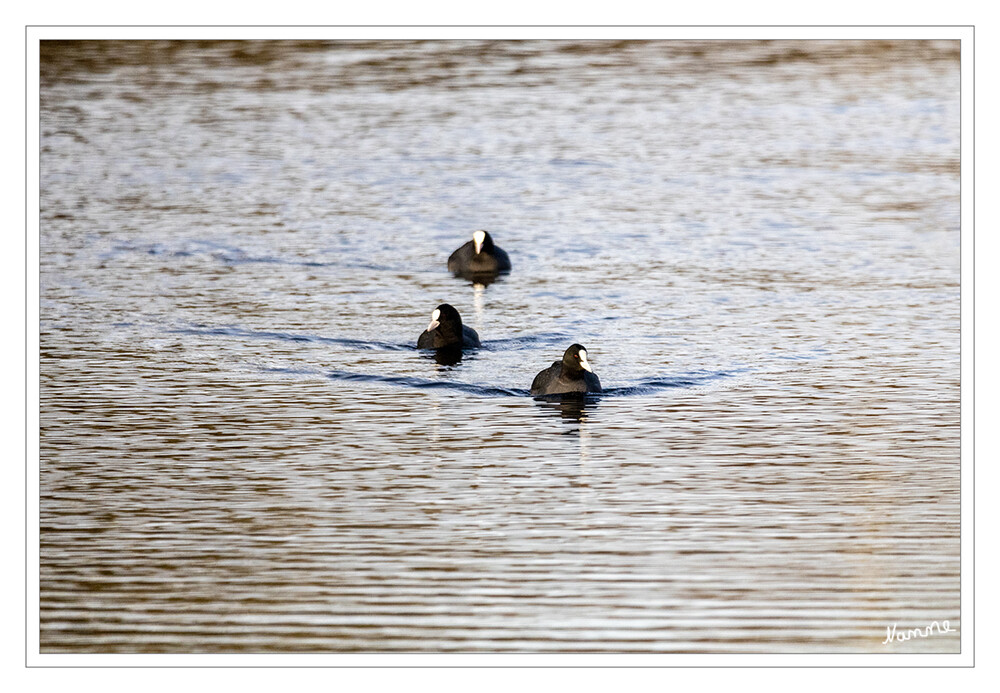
[579,349,593,373]
[425,308,441,333]
[473,229,486,255]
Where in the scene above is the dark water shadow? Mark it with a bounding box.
[450,269,510,287]
[532,394,602,425]
[418,345,469,367]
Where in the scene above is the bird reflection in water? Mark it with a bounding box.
[417,345,466,367]
[433,346,464,367]
[534,395,597,472]
[532,394,600,429]
[456,271,504,288]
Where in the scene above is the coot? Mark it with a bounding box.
[416,304,481,350]
[530,344,602,396]
[447,230,511,278]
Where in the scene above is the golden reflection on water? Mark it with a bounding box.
[39,39,960,653]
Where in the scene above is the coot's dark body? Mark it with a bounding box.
[417,304,481,350]
[448,230,511,278]
[530,344,602,396]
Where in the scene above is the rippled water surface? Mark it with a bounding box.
[38,39,961,654]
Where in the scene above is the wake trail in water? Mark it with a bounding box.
[604,368,751,396]
[104,238,409,272]
[166,322,797,398]
[263,365,745,399]
[262,366,528,397]
[167,324,415,351]
[167,322,570,353]
[325,370,529,397]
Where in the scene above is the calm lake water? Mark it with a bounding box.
[38,39,961,654]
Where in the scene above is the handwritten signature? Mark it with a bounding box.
[883,621,955,645]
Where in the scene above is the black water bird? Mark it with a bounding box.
[530,344,602,396]
[447,230,511,279]
[417,304,481,351]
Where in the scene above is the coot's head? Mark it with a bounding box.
[562,344,594,373]
[425,303,463,336]
[472,229,494,255]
